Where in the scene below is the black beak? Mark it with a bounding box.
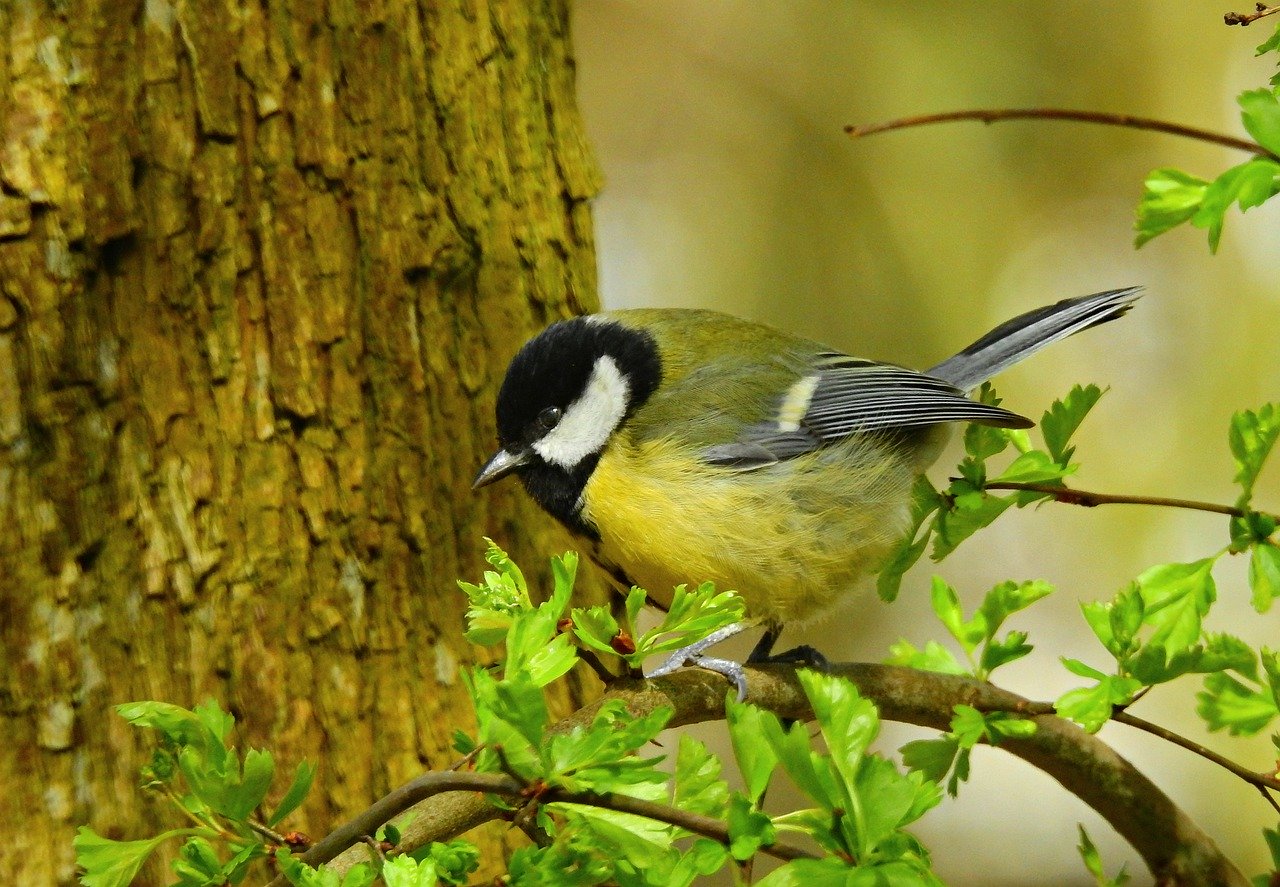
[473,447,534,489]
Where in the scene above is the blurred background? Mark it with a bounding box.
[572,3,1280,884]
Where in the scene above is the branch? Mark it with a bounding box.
[298,665,1247,887]
[1225,4,1280,26]
[984,480,1251,518]
[272,769,818,883]
[986,699,1280,813]
[1110,709,1280,814]
[845,108,1279,161]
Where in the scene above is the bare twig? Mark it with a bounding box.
[300,666,1247,887]
[845,108,1279,161]
[247,817,289,847]
[982,699,1280,814]
[1110,709,1280,806]
[983,480,1256,519]
[1225,4,1280,26]
[278,769,820,880]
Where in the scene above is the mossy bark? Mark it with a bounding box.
[0,1,600,881]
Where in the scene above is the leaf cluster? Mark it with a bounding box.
[1135,26,1280,251]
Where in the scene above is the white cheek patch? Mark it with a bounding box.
[533,355,630,470]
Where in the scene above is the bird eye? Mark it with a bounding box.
[537,406,563,431]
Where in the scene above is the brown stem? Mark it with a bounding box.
[1110,709,1280,801]
[280,769,820,878]
[303,666,1247,887]
[1225,4,1280,26]
[845,108,1278,161]
[984,480,1266,520]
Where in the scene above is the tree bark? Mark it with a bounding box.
[0,1,600,882]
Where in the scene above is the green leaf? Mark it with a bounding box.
[979,631,1034,675]
[75,826,201,887]
[381,855,438,887]
[726,695,780,803]
[1191,159,1280,252]
[1041,384,1105,465]
[543,700,671,794]
[1240,88,1280,156]
[932,489,1014,560]
[570,606,623,657]
[553,801,679,880]
[799,670,880,778]
[1253,543,1280,613]
[964,389,1011,461]
[629,583,745,664]
[1134,167,1208,247]
[1135,559,1216,654]
[1231,404,1280,504]
[992,450,1071,485]
[1056,671,1142,733]
[1201,633,1259,679]
[886,639,966,675]
[929,577,973,653]
[899,736,960,787]
[269,760,318,827]
[726,794,776,861]
[976,579,1054,636]
[463,668,542,778]
[222,747,275,820]
[1258,22,1280,55]
[877,478,942,602]
[1078,824,1130,887]
[115,701,220,753]
[1197,672,1278,736]
[672,735,729,819]
[754,857,858,887]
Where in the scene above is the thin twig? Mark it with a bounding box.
[247,818,289,847]
[984,480,1265,520]
[1110,709,1280,810]
[286,770,820,875]
[982,698,1280,811]
[1225,4,1280,26]
[845,108,1278,161]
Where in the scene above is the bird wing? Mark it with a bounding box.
[701,355,1030,469]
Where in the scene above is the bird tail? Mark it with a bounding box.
[925,286,1142,392]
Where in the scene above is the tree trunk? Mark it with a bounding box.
[0,1,601,882]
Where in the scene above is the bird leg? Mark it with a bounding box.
[646,619,762,701]
[747,624,828,668]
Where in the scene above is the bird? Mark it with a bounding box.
[473,287,1141,691]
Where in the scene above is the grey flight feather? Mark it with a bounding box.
[701,287,1142,469]
[925,286,1142,392]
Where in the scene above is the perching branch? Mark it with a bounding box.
[984,480,1259,519]
[1225,4,1280,26]
[298,665,1248,887]
[845,108,1279,161]
[286,769,820,874]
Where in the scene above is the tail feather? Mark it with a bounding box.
[926,286,1142,392]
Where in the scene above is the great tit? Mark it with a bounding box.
[474,288,1140,687]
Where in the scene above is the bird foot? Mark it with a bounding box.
[647,621,755,700]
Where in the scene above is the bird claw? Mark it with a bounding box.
[650,653,749,701]
[646,620,755,701]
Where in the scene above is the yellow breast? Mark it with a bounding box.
[580,433,926,625]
